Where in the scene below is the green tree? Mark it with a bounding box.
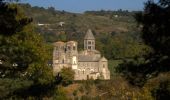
[60,67,75,86]
[0,1,54,99]
[135,0,170,72]
[117,0,170,84]
[116,0,170,99]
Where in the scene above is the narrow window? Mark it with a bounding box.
[88,41,91,45]
[64,48,67,52]
[88,46,91,50]
[73,46,76,50]
[67,46,70,50]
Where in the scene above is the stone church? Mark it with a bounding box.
[53,29,110,80]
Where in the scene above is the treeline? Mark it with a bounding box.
[19,3,70,15]
[84,9,138,17]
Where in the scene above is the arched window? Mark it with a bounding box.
[67,46,71,50]
[103,64,105,68]
[88,41,91,44]
[73,46,76,50]
[64,47,67,52]
[90,69,94,73]
[62,59,64,63]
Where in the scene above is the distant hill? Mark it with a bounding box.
[19,3,148,61]
[19,3,138,40]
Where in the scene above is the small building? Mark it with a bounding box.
[59,22,65,27]
[53,29,110,80]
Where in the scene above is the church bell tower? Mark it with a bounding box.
[84,29,95,51]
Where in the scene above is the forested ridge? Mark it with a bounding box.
[20,3,149,60]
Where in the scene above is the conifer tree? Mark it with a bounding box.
[0,0,54,99]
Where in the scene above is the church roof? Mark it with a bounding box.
[67,41,77,43]
[54,41,65,44]
[100,57,107,61]
[79,50,100,55]
[84,29,95,40]
[53,41,65,46]
[78,55,100,62]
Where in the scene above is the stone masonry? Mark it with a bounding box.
[53,29,110,80]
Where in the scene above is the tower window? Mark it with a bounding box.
[67,46,70,50]
[88,41,91,44]
[103,64,105,68]
[88,46,91,50]
[73,46,76,50]
[64,48,67,52]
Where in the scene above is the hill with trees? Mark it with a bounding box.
[19,3,149,60]
[1,0,169,99]
[18,4,151,80]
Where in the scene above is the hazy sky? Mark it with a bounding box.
[20,0,149,13]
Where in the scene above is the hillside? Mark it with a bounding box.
[19,3,150,71]
[20,3,137,40]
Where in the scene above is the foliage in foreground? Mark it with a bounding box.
[60,67,75,86]
[0,1,55,99]
[116,0,170,99]
[63,77,153,100]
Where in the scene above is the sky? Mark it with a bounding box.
[20,0,149,13]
